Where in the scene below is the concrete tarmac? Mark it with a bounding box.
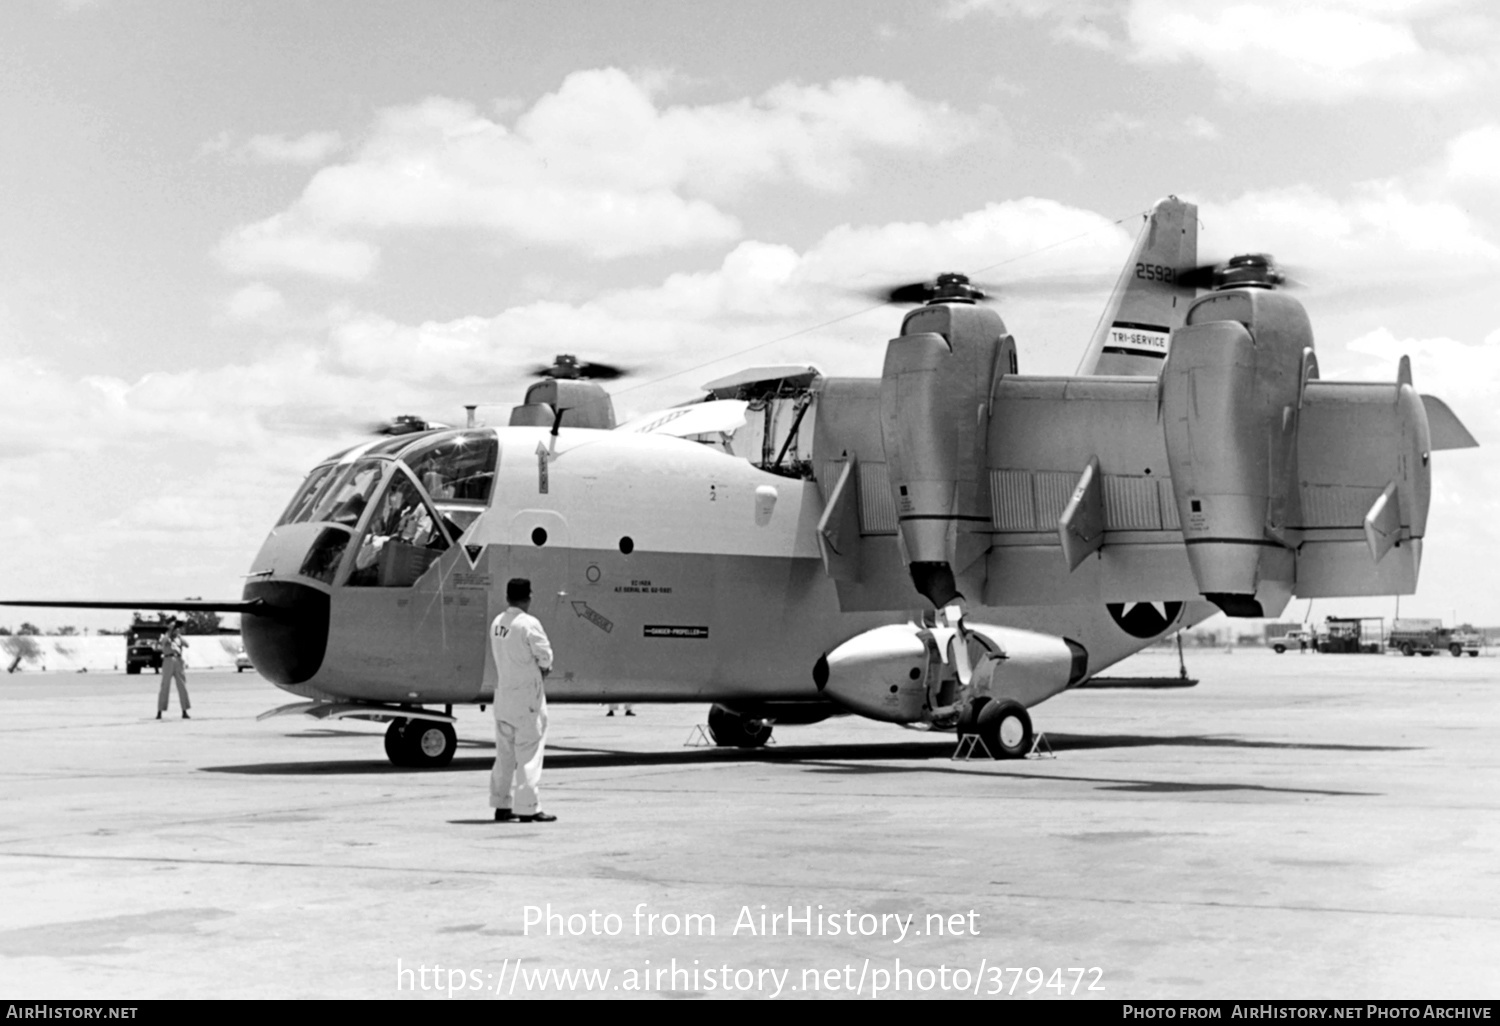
[1,648,1497,1000]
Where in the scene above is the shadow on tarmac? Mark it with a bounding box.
[201,732,1407,799]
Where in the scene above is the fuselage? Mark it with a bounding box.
[241,424,1191,709]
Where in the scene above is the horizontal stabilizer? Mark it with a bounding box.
[1421,395,1479,450]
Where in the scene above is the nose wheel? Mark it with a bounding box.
[384,718,457,768]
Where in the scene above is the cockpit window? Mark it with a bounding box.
[307,459,386,527]
[401,431,498,503]
[277,464,339,527]
[346,469,452,587]
[400,431,498,535]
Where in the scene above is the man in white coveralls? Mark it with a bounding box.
[490,578,556,823]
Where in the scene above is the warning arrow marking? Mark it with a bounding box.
[571,601,613,633]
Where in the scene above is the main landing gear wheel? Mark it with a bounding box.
[976,700,1033,760]
[384,718,457,768]
[707,703,773,749]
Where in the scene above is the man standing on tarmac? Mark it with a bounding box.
[156,619,190,720]
[490,578,556,823]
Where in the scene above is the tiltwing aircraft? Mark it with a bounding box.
[7,197,1478,767]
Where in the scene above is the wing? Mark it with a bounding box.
[810,373,1475,611]
[0,599,267,614]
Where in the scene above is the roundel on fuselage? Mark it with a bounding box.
[1106,601,1184,639]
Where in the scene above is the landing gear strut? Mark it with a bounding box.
[384,718,457,768]
[707,703,773,749]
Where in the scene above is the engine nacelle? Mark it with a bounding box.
[879,302,1015,607]
[1162,287,1311,617]
[812,621,1087,725]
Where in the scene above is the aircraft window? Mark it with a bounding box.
[299,526,352,585]
[401,432,499,505]
[308,460,386,527]
[346,470,452,588]
[277,464,339,526]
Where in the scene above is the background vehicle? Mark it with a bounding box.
[124,615,168,674]
[1388,619,1482,657]
[1317,617,1385,654]
[1270,628,1317,653]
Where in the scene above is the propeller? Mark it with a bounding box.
[527,353,630,381]
[1175,254,1306,291]
[367,414,451,437]
[862,270,1114,306]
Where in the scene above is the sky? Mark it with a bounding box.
[2,0,1498,632]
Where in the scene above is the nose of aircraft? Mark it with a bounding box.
[241,579,330,686]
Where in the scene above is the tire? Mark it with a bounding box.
[404,720,457,768]
[1470,651,1479,658]
[383,718,457,768]
[707,703,773,748]
[976,699,1033,760]
[1273,644,1286,654]
[384,720,412,767]
[1420,650,1433,657]
[1450,644,1463,657]
[126,665,141,675]
[1401,643,1415,657]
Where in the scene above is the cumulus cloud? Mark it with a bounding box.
[199,130,345,165]
[1194,180,1500,298]
[223,283,286,322]
[217,212,379,281]
[952,0,1498,103]
[1126,0,1495,102]
[216,69,977,277]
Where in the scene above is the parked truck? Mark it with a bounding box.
[1267,626,1318,653]
[1387,619,1482,657]
[124,615,168,674]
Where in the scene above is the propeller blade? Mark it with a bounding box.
[530,355,632,380]
[862,271,1112,305]
[883,281,937,304]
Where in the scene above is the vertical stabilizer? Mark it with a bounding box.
[1076,196,1198,376]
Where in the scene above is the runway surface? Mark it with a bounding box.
[1,648,1497,1000]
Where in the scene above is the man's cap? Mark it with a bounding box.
[506,578,532,603]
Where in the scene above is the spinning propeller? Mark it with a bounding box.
[527,353,631,381]
[1174,253,1305,291]
[367,414,451,437]
[864,270,1114,306]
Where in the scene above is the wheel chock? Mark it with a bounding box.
[951,734,994,761]
[1026,732,1055,759]
[683,725,713,748]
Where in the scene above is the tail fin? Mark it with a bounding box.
[1076,196,1198,376]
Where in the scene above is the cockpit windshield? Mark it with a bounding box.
[305,459,386,527]
[400,431,498,535]
[277,463,339,527]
